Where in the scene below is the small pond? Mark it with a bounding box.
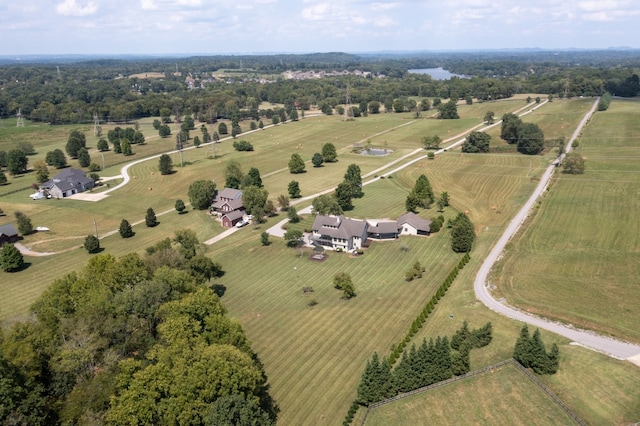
[360,148,392,156]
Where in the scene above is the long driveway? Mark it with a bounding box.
[473,98,640,362]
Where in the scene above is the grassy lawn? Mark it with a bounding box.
[364,362,577,426]
[491,98,640,343]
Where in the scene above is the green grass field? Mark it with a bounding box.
[364,361,577,426]
[2,97,639,425]
[491,98,640,343]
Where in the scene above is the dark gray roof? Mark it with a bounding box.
[216,187,243,201]
[212,198,244,211]
[0,223,19,237]
[367,220,399,234]
[312,215,367,239]
[222,209,246,221]
[397,212,431,232]
[41,168,93,190]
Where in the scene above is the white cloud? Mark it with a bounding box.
[374,16,396,27]
[140,0,157,11]
[371,2,398,11]
[56,0,98,17]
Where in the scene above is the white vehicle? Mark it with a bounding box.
[235,219,249,228]
[30,192,45,200]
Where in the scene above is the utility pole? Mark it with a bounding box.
[344,84,351,122]
[16,108,24,127]
[93,218,98,238]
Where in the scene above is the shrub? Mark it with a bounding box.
[83,234,100,253]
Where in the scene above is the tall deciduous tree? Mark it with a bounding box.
[517,123,545,155]
[462,131,491,153]
[77,148,91,167]
[224,160,244,189]
[288,153,305,174]
[65,130,86,158]
[15,211,33,235]
[287,181,301,198]
[243,167,263,188]
[45,149,67,169]
[188,180,216,210]
[242,186,269,217]
[6,149,28,175]
[33,160,50,183]
[322,143,337,162]
[438,101,459,119]
[484,111,495,124]
[312,194,343,216]
[563,153,586,174]
[500,113,522,144]
[334,182,353,211]
[312,153,324,167]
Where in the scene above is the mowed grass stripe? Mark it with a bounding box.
[364,362,578,426]
[492,98,640,343]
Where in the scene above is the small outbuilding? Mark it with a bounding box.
[397,212,431,236]
[0,223,19,246]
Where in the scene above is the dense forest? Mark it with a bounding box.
[0,233,277,425]
[0,50,638,126]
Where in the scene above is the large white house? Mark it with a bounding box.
[311,213,431,251]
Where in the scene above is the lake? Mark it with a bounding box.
[407,67,468,80]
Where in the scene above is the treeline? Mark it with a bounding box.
[0,231,277,425]
[2,52,638,126]
[356,321,493,406]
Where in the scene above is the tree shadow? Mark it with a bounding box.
[10,261,32,272]
[211,284,226,297]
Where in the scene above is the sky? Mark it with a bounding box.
[1,0,639,56]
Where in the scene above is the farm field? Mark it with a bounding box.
[363,361,577,426]
[491,98,640,343]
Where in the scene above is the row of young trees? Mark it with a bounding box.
[356,320,493,406]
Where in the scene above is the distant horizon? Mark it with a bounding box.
[1,46,639,61]
[2,1,639,57]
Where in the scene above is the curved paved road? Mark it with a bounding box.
[474,98,640,362]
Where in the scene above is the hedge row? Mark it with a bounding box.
[389,252,470,366]
[342,252,470,425]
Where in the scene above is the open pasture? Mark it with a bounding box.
[208,220,463,425]
[492,98,640,343]
[364,361,577,426]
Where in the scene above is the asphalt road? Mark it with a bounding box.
[473,97,640,362]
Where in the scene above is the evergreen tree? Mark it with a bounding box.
[357,353,395,405]
[145,207,158,227]
[451,321,471,351]
[513,324,534,368]
[119,219,134,238]
[407,174,434,210]
[343,164,363,198]
[393,350,415,393]
[450,213,475,252]
[0,243,24,272]
[83,234,100,253]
